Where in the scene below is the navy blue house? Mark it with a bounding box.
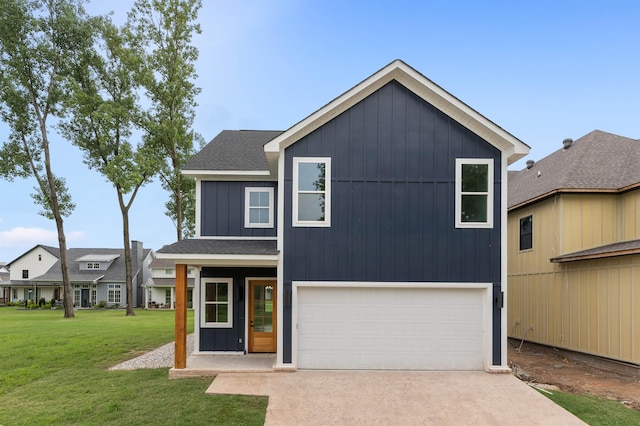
[158,60,529,371]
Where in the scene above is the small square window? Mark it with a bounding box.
[520,215,533,250]
[455,159,493,228]
[245,187,274,228]
[201,279,233,328]
[293,157,331,227]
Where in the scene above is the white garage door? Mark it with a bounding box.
[296,286,486,370]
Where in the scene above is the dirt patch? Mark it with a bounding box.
[508,340,640,411]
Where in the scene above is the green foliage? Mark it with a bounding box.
[0,309,266,425]
[128,0,202,240]
[537,388,640,425]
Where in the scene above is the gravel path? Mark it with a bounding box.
[110,334,195,370]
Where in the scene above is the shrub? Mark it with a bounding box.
[38,298,46,307]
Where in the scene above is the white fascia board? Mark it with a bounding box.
[263,60,529,164]
[154,252,278,267]
[182,170,274,181]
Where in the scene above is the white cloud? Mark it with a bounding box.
[0,227,86,248]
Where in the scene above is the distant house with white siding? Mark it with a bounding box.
[142,258,195,309]
[5,241,153,308]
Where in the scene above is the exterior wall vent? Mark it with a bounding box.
[563,138,573,149]
[526,160,535,169]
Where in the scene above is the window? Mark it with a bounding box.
[91,287,96,305]
[73,286,81,306]
[108,284,122,304]
[165,289,171,305]
[455,159,493,228]
[245,187,274,228]
[293,157,331,226]
[87,262,100,269]
[22,270,29,279]
[520,215,533,250]
[201,279,232,327]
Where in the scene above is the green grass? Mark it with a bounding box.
[0,308,267,425]
[536,388,640,425]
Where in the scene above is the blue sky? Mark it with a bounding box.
[1,0,639,262]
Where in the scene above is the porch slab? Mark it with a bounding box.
[169,353,276,379]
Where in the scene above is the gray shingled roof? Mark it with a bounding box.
[158,239,278,256]
[508,130,640,209]
[34,248,152,282]
[183,130,283,171]
[144,277,195,287]
[551,239,640,263]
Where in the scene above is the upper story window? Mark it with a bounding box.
[245,187,274,228]
[201,278,233,328]
[519,215,533,250]
[293,157,331,227]
[22,269,28,279]
[455,159,494,228]
[87,262,100,269]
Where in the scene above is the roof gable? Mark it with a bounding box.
[264,59,529,165]
[508,130,640,209]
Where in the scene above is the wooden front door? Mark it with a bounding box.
[248,281,277,353]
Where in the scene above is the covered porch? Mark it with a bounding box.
[156,239,279,372]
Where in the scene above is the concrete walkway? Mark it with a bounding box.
[207,370,586,425]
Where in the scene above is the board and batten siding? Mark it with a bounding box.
[9,247,58,282]
[508,189,640,364]
[281,80,503,364]
[200,181,277,237]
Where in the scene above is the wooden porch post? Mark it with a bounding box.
[174,263,188,369]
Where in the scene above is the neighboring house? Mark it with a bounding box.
[143,258,195,309]
[0,262,9,303]
[6,241,153,308]
[508,130,640,365]
[158,60,529,371]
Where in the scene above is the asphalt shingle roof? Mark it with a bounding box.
[158,239,278,256]
[508,130,640,209]
[550,239,640,263]
[183,130,283,171]
[34,248,152,282]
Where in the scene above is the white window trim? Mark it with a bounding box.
[292,157,331,227]
[455,158,494,229]
[244,187,274,228]
[107,284,122,304]
[201,278,233,328]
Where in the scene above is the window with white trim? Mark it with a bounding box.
[455,158,494,228]
[87,262,100,269]
[245,187,274,228]
[293,157,331,226]
[108,284,122,304]
[201,278,233,328]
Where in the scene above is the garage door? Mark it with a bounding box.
[296,286,485,370]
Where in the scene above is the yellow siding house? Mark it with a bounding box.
[508,130,640,365]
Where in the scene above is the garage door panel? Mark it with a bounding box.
[296,286,485,370]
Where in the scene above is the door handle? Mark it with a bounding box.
[250,321,254,328]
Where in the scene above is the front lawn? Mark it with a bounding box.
[0,308,266,425]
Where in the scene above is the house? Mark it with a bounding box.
[158,60,530,371]
[142,258,195,309]
[5,241,153,308]
[508,130,640,365]
[0,262,9,303]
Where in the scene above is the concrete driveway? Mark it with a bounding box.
[207,370,585,425]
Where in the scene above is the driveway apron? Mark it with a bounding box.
[207,370,585,425]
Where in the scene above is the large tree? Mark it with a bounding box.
[128,0,202,240]
[0,0,95,318]
[60,17,159,316]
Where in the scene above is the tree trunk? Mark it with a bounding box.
[117,190,135,316]
[39,117,74,318]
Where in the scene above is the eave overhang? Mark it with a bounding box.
[550,239,640,263]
